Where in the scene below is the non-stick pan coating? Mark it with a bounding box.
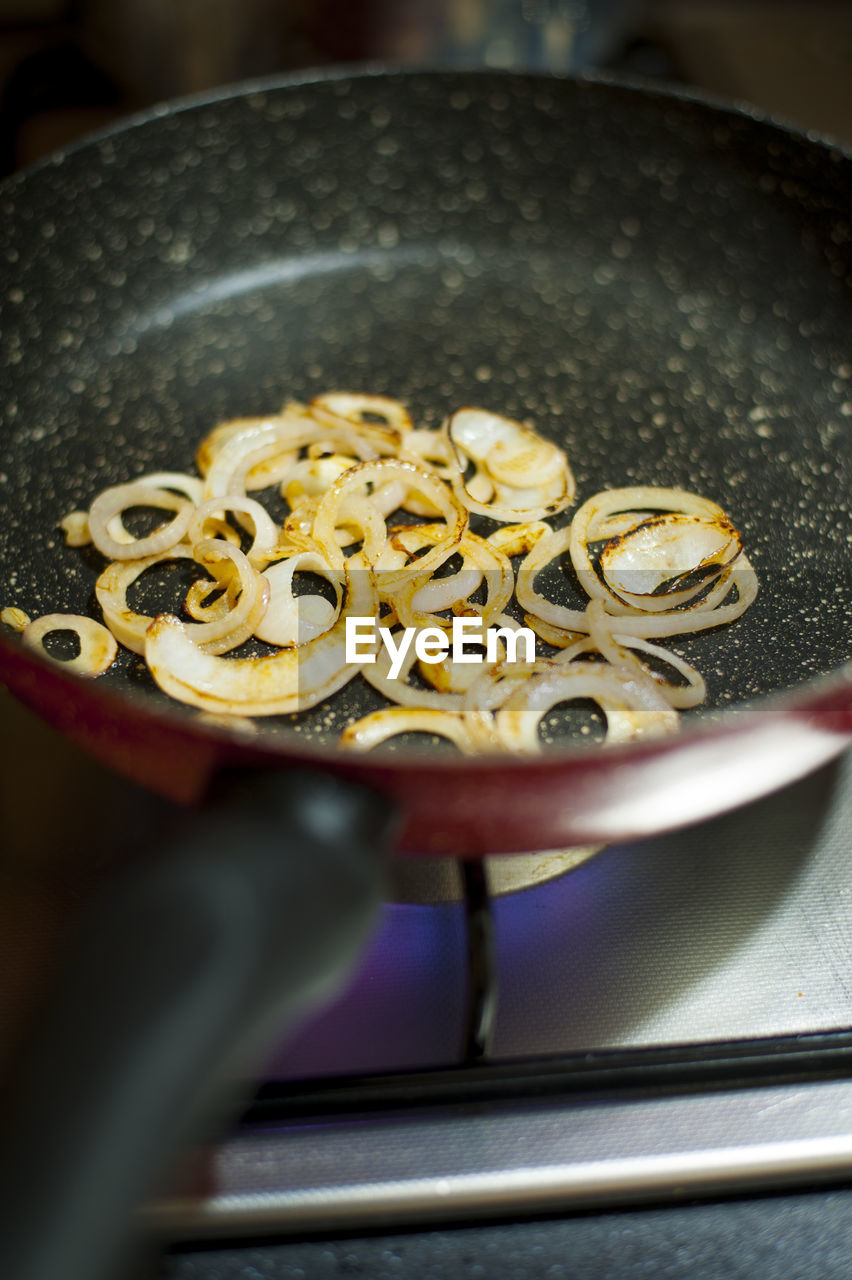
[0,70,850,754]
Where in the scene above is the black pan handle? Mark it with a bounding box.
[0,768,395,1280]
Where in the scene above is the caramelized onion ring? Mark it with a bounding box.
[145,553,377,716]
[443,407,575,522]
[40,391,758,755]
[494,660,679,752]
[21,613,117,676]
[88,481,194,561]
[96,542,269,656]
[313,458,467,580]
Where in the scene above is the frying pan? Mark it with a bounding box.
[0,68,850,1280]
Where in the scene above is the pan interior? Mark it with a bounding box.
[0,72,849,754]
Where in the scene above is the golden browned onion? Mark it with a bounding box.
[21,613,117,676]
[310,392,413,440]
[96,547,195,653]
[313,458,467,580]
[339,706,495,754]
[487,521,551,557]
[255,552,343,647]
[494,660,679,752]
[598,513,741,608]
[95,541,269,656]
[361,643,468,713]
[28,393,757,754]
[555,600,707,710]
[87,481,195,561]
[187,496,282,567]
[144,553,376,716]
[202,411,400,503]
[196,415,301,490]
[1,606,31,632]
[386,524,513,630]
[568,486,758,637]
[515,525,588,634]
[442,408,575,522]
[281,454,359,509]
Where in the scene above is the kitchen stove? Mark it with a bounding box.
[140,749,852,1243]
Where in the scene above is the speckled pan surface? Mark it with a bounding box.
[0,69,850,749]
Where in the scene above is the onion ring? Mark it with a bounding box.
[38,391,758,756]
[442,407,575,522]
[313,458,467,580]
[144,552,377,716]
[21,612,117,676]
[87,481,195,561]
[187,495,282,567]
[96,542,269,656]
[494,660,679,752]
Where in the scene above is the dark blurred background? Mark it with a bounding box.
[0,0,851,178]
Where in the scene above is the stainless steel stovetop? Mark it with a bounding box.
[146,747,852,1239]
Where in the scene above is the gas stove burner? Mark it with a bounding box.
[388,843,603,904]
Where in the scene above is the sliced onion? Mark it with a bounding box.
[91,473,204,550]
[487,521,550,557]
[202,410,398,503]
[387,523,482,620]
[570,485,735,608]
[523,614,585,648]
[281,454,358,508]
[313,459,467,579]
[570,486,758,636]
[196,415,302,489]
[96,548,195,652]
[494,660,679,752]
[1,605,31,632]
[556,600,706,710]
[88,481,195,561]
[310,391,411,441]
[442,408,575,522]
[400,429,453,478]
[138,472,204,503]
[184,574,239,623]
[53,392,758,747]
[96,542,268,656]
[202,414,318,501]
[411,566,483,616]
[598,513,742,610]
[59,510,92,547]
[385,524,513,630]
[255,552,343,647]
[386,428,453,515]
[21,612,117,676]
[418,619,515,695]
[195,711,258,733]
[516,525,588,633]
[187,496,282,567]
[361,643,467,712]
[186,540,270,653]
[460,658,545,715]
[144,552,377,716]
[339,706,496,754]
